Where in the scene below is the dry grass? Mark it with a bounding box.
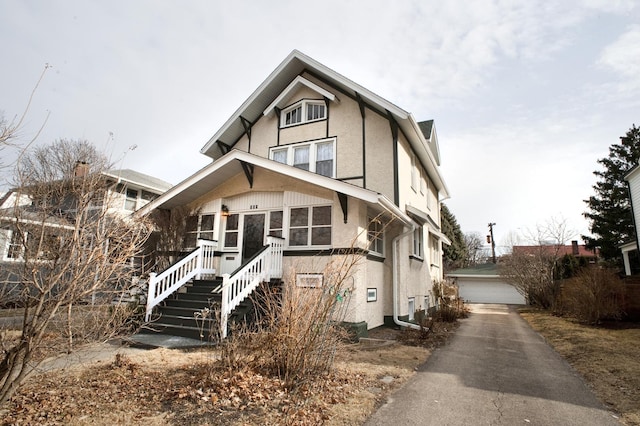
[520,309,640,426]
[0,339,431,425]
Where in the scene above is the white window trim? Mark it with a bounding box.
[412,226,424,259]
[411,154,418,192]
[124,187,140,211]
[270,138,336,178]
[287,205,332,249]
[408,297,416,321]
[367,215,385,257]
[280,99,327,128]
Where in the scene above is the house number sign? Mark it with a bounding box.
[249,204,258,210]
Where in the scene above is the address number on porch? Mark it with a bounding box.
[249,204,258,209]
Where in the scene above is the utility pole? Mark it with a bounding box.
[488,222,497,264]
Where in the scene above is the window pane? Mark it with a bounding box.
[226,214,239,230]
[272,149,287,164]
[312,206,331,225]
[289,228,308,246]
[293,146,309,171]
[311,227,331,245]
[185,216,198,233]
[199,231,214,241]
[184,234,197,248]
[316,142,333,177]
[290,208,308,227]
[201,214,215,231]
[270,211,283,229]
[224,232,238,247]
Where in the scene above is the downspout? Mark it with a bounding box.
[392,223,421,330]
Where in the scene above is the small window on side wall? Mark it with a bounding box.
[367,288,377,302]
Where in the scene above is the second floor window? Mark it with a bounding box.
[124,188,139,211]
[413,226,423,259]
[367,216,384,256]
[270,138,335,178]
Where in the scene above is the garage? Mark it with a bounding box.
[447,264,526,305]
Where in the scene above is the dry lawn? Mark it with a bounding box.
[520,309,640,426]
[0,324,457,425]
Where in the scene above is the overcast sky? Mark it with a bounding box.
[1,0,639,251]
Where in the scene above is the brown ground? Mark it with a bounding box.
[1,322,458,425]
[520,309,640,426]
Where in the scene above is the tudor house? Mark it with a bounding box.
[137,50,450,334]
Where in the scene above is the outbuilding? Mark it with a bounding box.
[447,263,525,305]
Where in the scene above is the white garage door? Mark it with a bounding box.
[457,278,526,305]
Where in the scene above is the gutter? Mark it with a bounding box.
[392,223,421,330]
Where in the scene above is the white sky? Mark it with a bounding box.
[1,0,639,251]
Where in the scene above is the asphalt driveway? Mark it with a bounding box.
[365,304,620,425]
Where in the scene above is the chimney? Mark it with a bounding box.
[571,240,579,256]
[74,161,89,177]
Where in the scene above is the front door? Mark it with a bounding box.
[242,213,265,263]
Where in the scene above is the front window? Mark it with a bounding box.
[284,105,302,126]
[185,214,216,248]
[268,211,283,238]
[224,214,239,249]
[281,100,326,128]
[293,146,310,171]
[289,205,331,247]
[269,138,336,178]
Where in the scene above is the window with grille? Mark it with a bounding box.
[269,138,335,178]
[281,100,326,128]
[289,205,331,247]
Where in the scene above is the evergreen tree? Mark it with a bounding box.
[441,203,467,271]
[584,124,640,261]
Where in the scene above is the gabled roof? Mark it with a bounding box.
[135,149,413,227]
[199,50,449,199]
[447,263,501,278]
[418,120,441,166]
[103,169,173,193]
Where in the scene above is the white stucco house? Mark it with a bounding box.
[137,50,451,335]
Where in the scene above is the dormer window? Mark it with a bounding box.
[281,100,326,128]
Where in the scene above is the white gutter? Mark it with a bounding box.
[392,223,421,330]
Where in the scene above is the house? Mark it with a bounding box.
[512,241,599,264]
[447,263,526,305]
[622,164,640,276]
[136,50,451,337]
[0,166,172,263]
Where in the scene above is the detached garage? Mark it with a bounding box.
[447,263,526,305]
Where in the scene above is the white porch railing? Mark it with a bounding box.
[145,239,217,321]
[220,236,284,338]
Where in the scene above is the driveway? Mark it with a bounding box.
[365,304,620,425]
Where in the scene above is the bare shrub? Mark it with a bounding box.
[210,254,358,390]
[559,268,626,324]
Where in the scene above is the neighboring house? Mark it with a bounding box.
[512,241,599,263]
[622,164,640,276]
[447,263,526,305]
[137,50,451,334]
[0,166,172,263]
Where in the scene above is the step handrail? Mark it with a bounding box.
[145,239,217,321]
[219,236,283,338]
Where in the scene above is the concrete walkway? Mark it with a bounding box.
[365,304,621,426]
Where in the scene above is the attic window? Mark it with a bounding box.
[281,100,326,128]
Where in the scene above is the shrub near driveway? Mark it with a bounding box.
[520,309,640,426]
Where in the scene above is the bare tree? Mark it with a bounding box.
[500,217,576,308]
[1,65,51,165]
[0,139,151,405]
[463,232,485,266]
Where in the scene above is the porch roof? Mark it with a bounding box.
[135,150,414,226]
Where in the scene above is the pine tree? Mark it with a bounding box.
[441,203,467,271]
[584,124,640,261]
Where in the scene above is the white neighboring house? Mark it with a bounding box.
[0,168,172,263]
[622,164,640,276]
[137,50,451,332]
